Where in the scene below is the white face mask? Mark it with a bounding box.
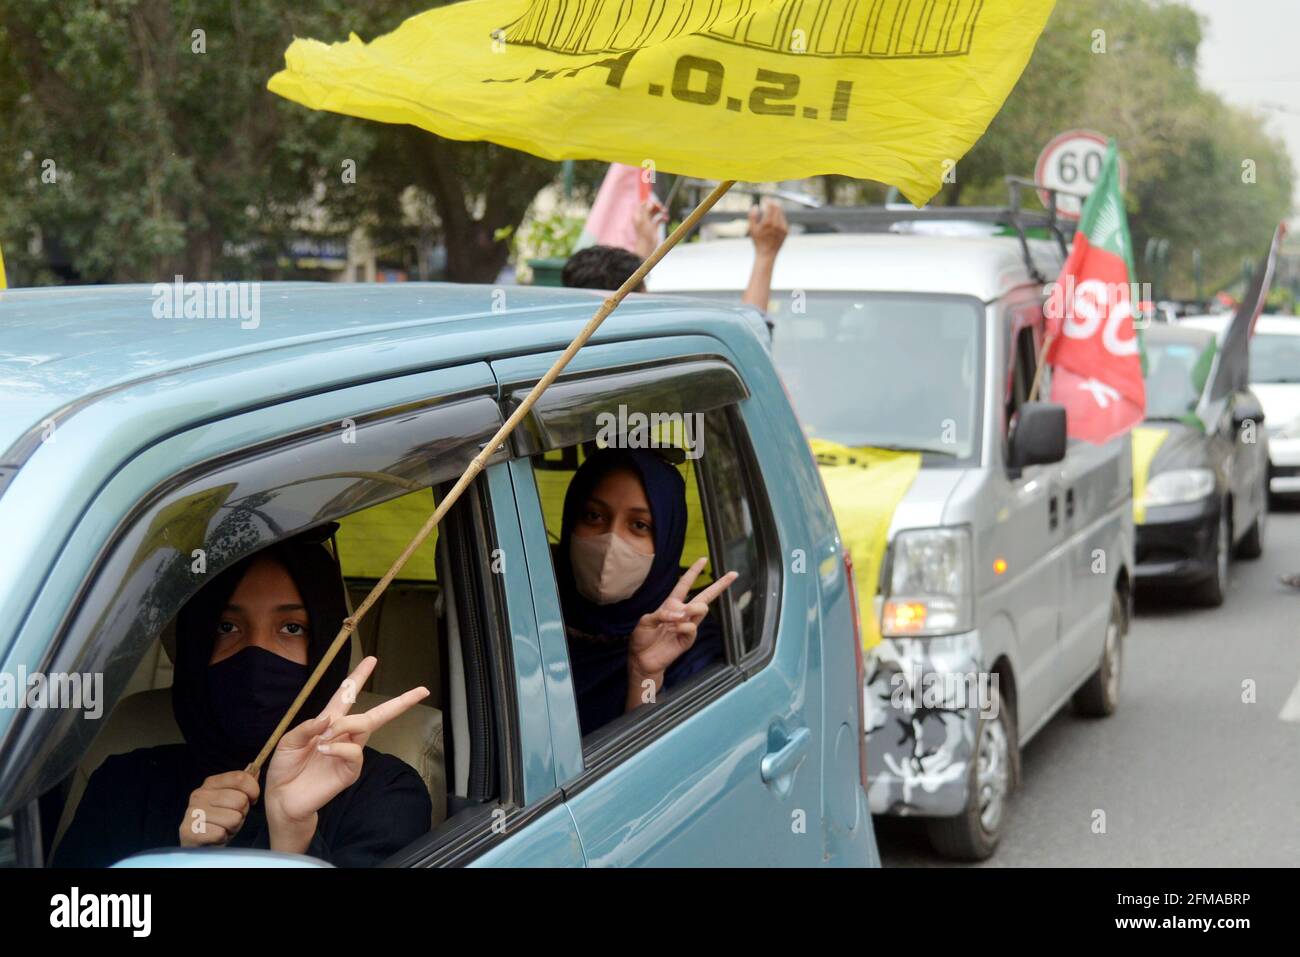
[569,532,654,605]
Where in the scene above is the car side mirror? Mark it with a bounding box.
[1008,402,1067,470]
[1232,398,1264,428]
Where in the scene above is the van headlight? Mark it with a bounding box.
[881,527,973,637]
[1141,468,1215,507]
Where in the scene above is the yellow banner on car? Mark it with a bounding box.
[336,490,441,580]
[811,438,921,649]
[1131,426,1169,525]
[269,0,1056,205]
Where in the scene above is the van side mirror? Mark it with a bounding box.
[1008,402,1067,469]
[1232,397,1264,428]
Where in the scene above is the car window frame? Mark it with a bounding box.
[502,354,750,457]
[1001,290,1049,466]
[503,355,783,787]
[384,476,533,867]
[0,381,534,867]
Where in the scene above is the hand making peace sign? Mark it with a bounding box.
[265,656,429,826]
[627,558,739,690]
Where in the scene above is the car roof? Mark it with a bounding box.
[1181,313,1300,337]
[645,232,1064,301]
[0,281,758,456]
[1144,323,1216,347]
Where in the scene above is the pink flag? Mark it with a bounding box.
[576,163,649,254]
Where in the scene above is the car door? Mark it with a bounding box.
[492,339,827,866]
[1056,433,1128,695]
[986,300,1065,734]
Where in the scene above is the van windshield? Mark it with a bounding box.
[1250,333,1300,384]
[1143,339,1212,420]
[758,292,985,465]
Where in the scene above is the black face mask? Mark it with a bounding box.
[205,647,308,756]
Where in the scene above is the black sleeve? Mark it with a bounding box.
[315,752,433,868]
[52,753,154,868]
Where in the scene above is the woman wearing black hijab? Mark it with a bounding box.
[553,448,738,736]
[54,529,432,867]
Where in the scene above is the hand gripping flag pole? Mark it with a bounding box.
[244,179,735,776]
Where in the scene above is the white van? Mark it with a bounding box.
[650,221,1134,859]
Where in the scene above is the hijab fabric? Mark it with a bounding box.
[555,448,688,638]
[171,530,351,775]
[555,449,725,736]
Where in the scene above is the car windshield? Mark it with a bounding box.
[676,291,982,462]
[1144,339,1210,419]
[1250,333,1300,384]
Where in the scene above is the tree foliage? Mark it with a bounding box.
[940,0,1293,297]
[0,0,1292,294]
[0,0,601,284]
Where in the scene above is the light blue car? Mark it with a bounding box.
[0,282,878,868]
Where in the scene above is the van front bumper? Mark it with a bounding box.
[862,631,983,818]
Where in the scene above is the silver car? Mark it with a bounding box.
[650,228,1134,859]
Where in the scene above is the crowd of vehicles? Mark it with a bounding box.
[648,195,1292,859]
[0,193,1291,868]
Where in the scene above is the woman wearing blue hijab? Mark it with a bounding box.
[554,448,738,736]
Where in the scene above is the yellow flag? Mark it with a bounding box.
[270,0,1056,205]
[0,243,7,290]
[811,438,921,648]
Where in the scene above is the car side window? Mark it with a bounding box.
[511,359,779,744]
[10,392,519,868]
[1004,300,1047,436]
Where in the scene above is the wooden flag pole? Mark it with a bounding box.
[244,178,737,776]
[1027,333,1054,403]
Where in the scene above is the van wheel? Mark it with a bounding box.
[1193,506,1231,607]
[926,683,1014,861]
[1073,591,1125,717]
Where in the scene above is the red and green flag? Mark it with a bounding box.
[1044,140,1145,444]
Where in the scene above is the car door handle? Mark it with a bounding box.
[1065,488,1075,520]
[1049,494,1059,531]
[761,726,812,784]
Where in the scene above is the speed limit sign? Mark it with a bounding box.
[1035,130,1124,220]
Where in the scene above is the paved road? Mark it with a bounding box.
[877,506,1300,867]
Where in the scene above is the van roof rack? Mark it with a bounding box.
[684,176,1084,283]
